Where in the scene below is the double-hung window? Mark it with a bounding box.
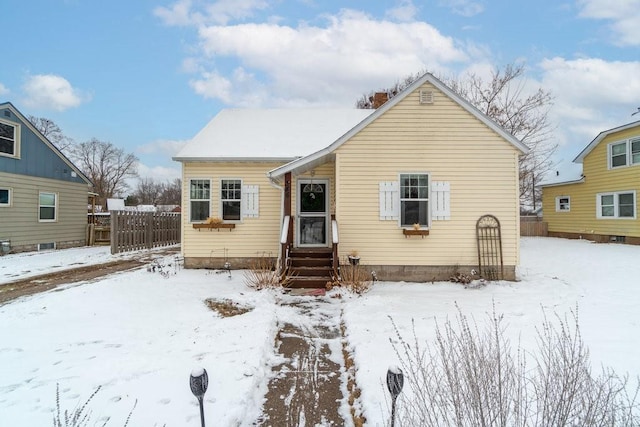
[597,191,636,219]
[0,188,10,207]
[0,120,19,157]
[609,138,640,168]
[39,192,57,222]
[189,179,210,222]
[555,196,570,212]
[221,179,241,221]
[400,173,429,227]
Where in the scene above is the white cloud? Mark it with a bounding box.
[438,0,484,17]
[154,0,198,26]
[539,57,640,150]
[136,163,181,181]
[189,71,233,103]
[0,83,9,96]
[155,0,270,26]
[190,9,470,106]
[386,0,419,22]
[136,139,188,156]
[22,74,86,111]
[577,0,640,46]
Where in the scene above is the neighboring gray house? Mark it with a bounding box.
[0,102,92,253]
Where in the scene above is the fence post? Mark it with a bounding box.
[145,212,152,250]
[110,211,119,255]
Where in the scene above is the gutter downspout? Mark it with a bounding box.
[268,173,285,270]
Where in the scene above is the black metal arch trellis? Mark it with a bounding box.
[476,214,504,280]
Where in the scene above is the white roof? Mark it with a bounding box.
[173,108,374,161]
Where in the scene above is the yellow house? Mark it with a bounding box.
[173,73,528,286]
[541,120,640,244]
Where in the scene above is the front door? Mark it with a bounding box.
[297,179,329,247]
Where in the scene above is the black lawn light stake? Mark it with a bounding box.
[387,366,404,427]
[190,367,209,427]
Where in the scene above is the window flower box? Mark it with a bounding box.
[192,223,236,231]
[403,229,429,238]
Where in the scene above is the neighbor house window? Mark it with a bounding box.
[556,196,570,212]
[0,188,10,207]
[221,179,241,221]
[189,179,210,222]
[400,173,429,227]
[609,138,640,168]
[39,192,57,221]
[0,120,19,157]
[597,191,636,219]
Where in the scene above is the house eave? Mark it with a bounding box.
[173,156,299,163]
[539,177,585,188]
[573,119,640,163]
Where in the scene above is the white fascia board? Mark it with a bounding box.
[172,156,298,163]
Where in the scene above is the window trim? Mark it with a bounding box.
[555,195,570,212]
[220,178,243,222]
[398,172,430,229]
[188,178,211,223]
[38,191,58,222]
[608,138,640,169]
[0,188,11,207]
[596,190,636,219]
[0,118,20,159]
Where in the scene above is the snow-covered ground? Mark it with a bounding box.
[0,237,638,426]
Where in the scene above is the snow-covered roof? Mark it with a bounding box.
[538,160,584,187]
[173,109,374,162]
[573,119,640,163]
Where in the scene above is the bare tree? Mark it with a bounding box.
[357,64,556,210]
[158,178,182,205]
[28,116,75,151]
[130,177,181,206]
[134,177,164,205]
[441,64,555,210]
[70,138,138,208]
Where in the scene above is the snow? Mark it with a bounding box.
[173,109,373,160]
[1,237,639,426]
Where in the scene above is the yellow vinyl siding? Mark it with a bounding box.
[181,162,284,258]
[334,82,521,267]
[543,125,640,237]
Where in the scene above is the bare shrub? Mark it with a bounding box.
[53,384,138,427]
[243,255,291,290]
[339,260,373,294]
[389,305,640,426]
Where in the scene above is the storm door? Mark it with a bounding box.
[297,179,329,247]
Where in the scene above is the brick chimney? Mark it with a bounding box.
[372,92,389,109]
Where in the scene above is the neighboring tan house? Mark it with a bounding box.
[0,102,92,253]
[541,120,640,244]
[173,73,529,286]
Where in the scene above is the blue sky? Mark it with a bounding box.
[2,0,639,186]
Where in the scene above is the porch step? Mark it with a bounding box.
[287,277,333,289]
[287,248,334,289]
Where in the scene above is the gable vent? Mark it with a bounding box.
[3,111,10,117]
[419,90,434,105]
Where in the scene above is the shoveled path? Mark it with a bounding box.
[257,291,351,427]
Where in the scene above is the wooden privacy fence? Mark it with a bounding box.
[520,217,548,237]
[111,211,181,254]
